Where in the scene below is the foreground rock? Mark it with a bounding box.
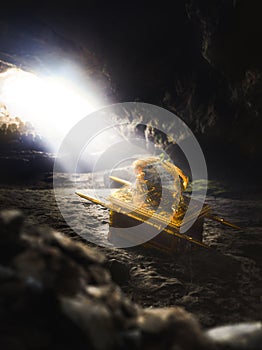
[0,209,212,350]
[0,209,261,350]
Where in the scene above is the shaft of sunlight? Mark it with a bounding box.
[0,68,99,151]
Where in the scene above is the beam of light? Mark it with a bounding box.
[0,68,100,151]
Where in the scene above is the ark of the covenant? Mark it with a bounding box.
[76,157,239,253]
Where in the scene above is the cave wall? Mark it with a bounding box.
[0,1,261,177]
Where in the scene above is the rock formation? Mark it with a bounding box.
[0,209,212,350]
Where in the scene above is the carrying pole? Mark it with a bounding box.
[76,191,208,248]
[206,214,241,230]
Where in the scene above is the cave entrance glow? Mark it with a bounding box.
[0,68,99,151]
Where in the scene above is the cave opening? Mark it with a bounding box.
[0,66,100,152]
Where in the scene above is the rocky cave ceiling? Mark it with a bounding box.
[0,0,261,161]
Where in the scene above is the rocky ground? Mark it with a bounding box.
[1,208,215,350]
[0,174,261,331]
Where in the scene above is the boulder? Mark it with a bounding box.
[0,209,211,350]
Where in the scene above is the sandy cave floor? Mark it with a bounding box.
[0,177,261,329]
